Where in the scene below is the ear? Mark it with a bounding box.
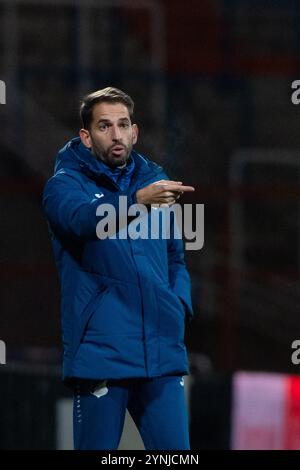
[79,128,92,149]
[132,123,139,145]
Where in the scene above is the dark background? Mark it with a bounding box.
[0,0,300,449]
[1,0,300,372]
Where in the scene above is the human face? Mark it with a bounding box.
[80,102,138,168]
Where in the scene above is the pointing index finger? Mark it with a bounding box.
[162,184,195,192]
[178,185,195,192]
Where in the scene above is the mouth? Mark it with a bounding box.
[111,145,126,156]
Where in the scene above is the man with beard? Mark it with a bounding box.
[43,87,195,450]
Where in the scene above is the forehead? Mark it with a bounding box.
[92,102,130,122]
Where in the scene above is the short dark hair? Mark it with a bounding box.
[80,87,135,129]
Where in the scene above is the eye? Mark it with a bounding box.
[98,123,109,131]
[120,122,130,128]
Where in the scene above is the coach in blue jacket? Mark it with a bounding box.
[43,87,195,450]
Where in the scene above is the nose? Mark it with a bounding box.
[111,124,122,141]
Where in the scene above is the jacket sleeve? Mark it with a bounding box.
[167,211,194,321]
[42,171,136,241]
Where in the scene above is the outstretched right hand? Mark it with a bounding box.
[136,180,195,206]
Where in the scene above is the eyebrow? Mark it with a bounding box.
[96,117,130,125]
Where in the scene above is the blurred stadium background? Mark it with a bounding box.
[0,0,300,449]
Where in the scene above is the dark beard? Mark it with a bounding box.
[92,146,131,168]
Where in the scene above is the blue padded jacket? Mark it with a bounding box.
[43,137,193,382]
